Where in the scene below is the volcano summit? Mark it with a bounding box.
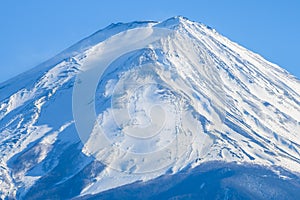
[0,16,300,199]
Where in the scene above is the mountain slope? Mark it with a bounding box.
[77,162,300,200]
[0,16,299,199]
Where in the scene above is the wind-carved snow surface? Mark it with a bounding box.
[0,16,299,199]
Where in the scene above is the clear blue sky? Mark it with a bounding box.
[1,0,299,82]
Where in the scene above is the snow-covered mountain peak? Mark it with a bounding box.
[0,17,300,199]
[156,15,188,26]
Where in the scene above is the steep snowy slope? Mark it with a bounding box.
[0,16,299,199]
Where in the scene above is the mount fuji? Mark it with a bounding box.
[0,16,300,199]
